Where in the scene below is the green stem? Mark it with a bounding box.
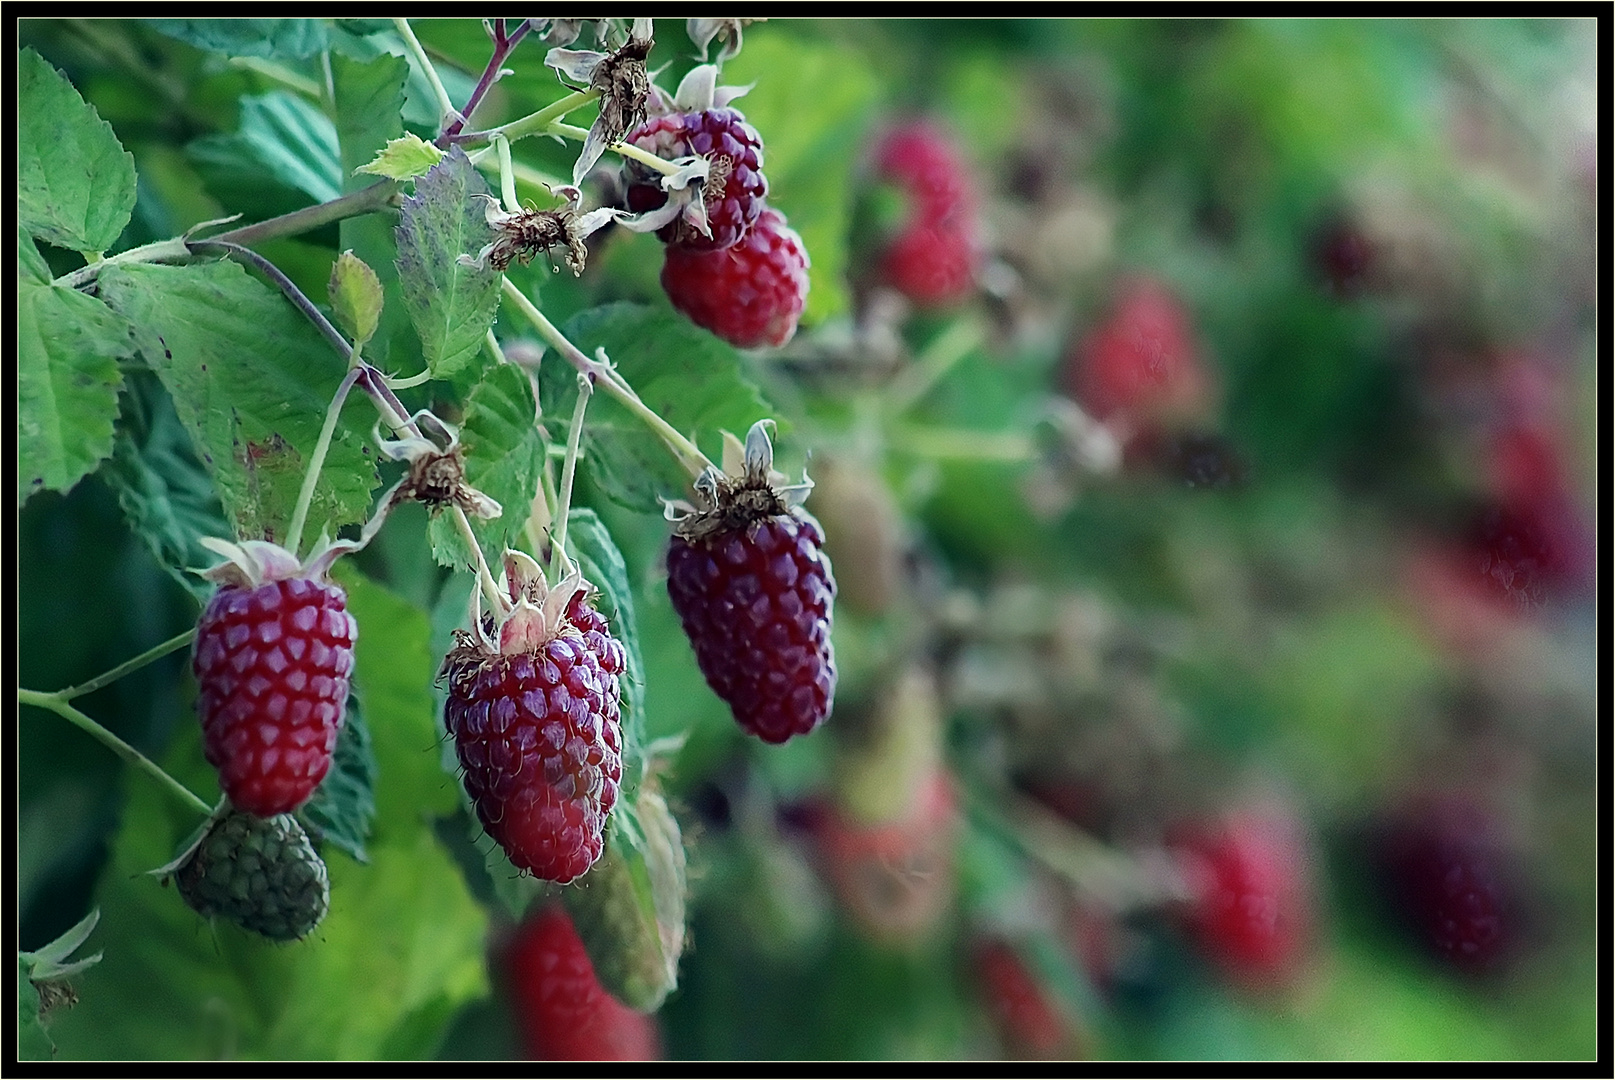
[500,277,713,479]
[549,374,592,581]
[394,18,457,128]
[18,690,212,817]
[494,135,519,213]
[54,237,190,289]
[469,89,598,146]
[53,630,194,702]
[885,317,984,417]
[548,121,684,175]
[285,366,363,561]
[452,506,507,612]
[889,425,1037,463]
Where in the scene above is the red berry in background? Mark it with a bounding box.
[973,937,1078,1060]
[1171,808,1312,986]
[866,120,981,307]
[501,905,662,1061]
[1374,795,1526,976]
[1064,276,1214,431]
[660,206,811,350]
[441,552,623,884]
[1311,215,1377,298]
[625,107,769,251]
[192,539,357,818]
[802,770,959,945]
[665,421,836,743]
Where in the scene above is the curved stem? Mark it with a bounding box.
[394,18,458,130]
[285,366,363,560]
[548,121,684,176]
[500,277,713,478]
[885,317,984,417]
[549,375,592,581]
[19,690,212,817]
[54,237,190,290]
[440,18,535,145]
[53,630,194,702]
[494,134,520,213]
[187,239,352,359]
[461,89,597,145]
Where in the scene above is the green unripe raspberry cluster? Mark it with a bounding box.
[177,809,330,942]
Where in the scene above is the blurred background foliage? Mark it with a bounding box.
[17,18,1597,1060]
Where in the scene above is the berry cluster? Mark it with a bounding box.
[866,121,982,307]
[622,71,809,349]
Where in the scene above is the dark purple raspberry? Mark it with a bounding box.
[624,108,768,251]
[664,421,837,744]
[1375,795,1526,975]
[194,573,355,818]
[441,561,624,884]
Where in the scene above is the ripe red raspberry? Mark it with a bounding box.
[1063,276,1214,429]
[192,539,356,818]
[867,120,981,307]
[660,206,810,349]
[665,421,836,743]
[1375,794,1525,976]
[1171,808,1311,986]
[441,552,623,884]
[624,107,768,251]
[501,904,662,1061]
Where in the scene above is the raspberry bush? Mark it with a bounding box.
[17,17,1595,1063]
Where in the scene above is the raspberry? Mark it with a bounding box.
[441,552,624,884]
[1375,795,1524,975]
[1063,276,1214,429]
[973,938,1076,1060]
[866,120,981,307]
[625,108,768,251]
[1171,808,1311,985]
[664,421,836,743]
[192,539,357,818]
[660,206,810,349]
[174,809,329,942]
[501,904,662,1061]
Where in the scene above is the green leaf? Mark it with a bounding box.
[425,363,546,571]
[565,508,647,792]
[48,566,484,1060]
[97,261,379,545]
[395,147,501,383]
[720,32,882,325]
[17,278,134,507]
[332,52,418,373]
[188,92,343,208]
[19,226,51,284]
[545,303,773,512]
[328,251,384,348]
[297,693,378,865]
[18,959,53,1061]
[100,370,235,602]
[17,48,138,254]
[357,132,446,181]
[147,18,329,59]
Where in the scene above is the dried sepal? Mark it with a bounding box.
[460,191,631,276]
[687,18,762,63]
[665,419,812,543]
[548,19,655,185]
[373,409,504,521]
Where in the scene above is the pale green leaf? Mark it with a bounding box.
[17,278,133,506]
[357,132,446,181]
[328,251,384,348]
[19,226,51,284]
[97,261,378,545]
[17,48,137,253]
